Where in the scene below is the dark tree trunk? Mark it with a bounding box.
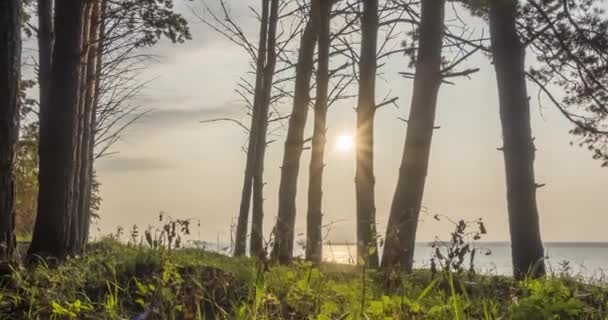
[250,0,279,258]
[38,0,54,119]
[381,0,445,271]
[305,0,331,266]
[29,0,85,259]
[0,0,22,262]
[488,0,545,280]
[355,0,379,268]
[234,0,270,257]
[272,0,319,264]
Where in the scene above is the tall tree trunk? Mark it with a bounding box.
[82,0,107,245]
[381,0,445,271]
[77,0,101,250]
[0,0,22,262]
[272,0,319,264]
[488,0,545,280]
[29,0,85,259]
[305,0,331,266]
[250,0,279,258]
[38,0,53,119]
[355,0,379,268]
[69,1,93,254]
[234,0,270,257]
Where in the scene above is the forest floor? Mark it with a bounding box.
[1,239,608,319]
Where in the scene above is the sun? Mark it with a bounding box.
[336,134,354,152]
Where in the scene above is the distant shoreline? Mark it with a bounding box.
[324,241,608,247]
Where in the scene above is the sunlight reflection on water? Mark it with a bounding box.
[193,240,608,279]
[320,243,608,279]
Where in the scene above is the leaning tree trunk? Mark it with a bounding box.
[29,0,86,259]
[250,0,280,258]
[272,0,320,264]
[381,0,446,271]
[305,0,331,266]
[355,0,379,268]
[0,0,22,262]
[488,0,545,280]
[234,0,271,257]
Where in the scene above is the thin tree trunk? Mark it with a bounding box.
[82,0,107,244]
[0,0,22,262]
[272,0,320,264]
[69,2,93,254]
[488,0,545,280]
[37,0,53,119]
[77,0,101,250]
[305,0,331,266]
[29,0,85,259]
[381,0,445,271]
[355,0,379,268]
[234,0,270,257]
[250,0,279,258]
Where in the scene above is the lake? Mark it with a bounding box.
[320,242,608,279]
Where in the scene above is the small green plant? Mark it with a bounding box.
[133,259,186,319]
[430,216,490,275]
[143,212,198,251]
[51,299,94,319]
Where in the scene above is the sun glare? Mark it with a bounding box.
[336,134,354,152]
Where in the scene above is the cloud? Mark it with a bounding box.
[138,101,243,128]
[96,157,172,173]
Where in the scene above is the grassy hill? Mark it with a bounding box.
[1,239,607,319]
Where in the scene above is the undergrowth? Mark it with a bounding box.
[1,238,608,319]
[1,216,607,319]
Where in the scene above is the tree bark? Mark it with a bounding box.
[29,0,86,259]
[0,0,22,262]
[305,0,331,266]
[69,1,93,254]
[77,0,101,250]
[250,0,279,258]
[355,0,379,268]
[488,0,545,280]
[82,0,107,245]
[381,0,445,271]
[272,0,319,264]
[37,0,54,120]
[234,0,270,257]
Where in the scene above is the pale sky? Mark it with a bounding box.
[94,1,607,244]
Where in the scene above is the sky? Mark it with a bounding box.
[93,0,608,245]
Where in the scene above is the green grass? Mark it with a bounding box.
[1,239,607,319]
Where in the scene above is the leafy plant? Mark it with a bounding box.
[510,279,586,320]
[430,216,490,275]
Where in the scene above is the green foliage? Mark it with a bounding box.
[510,279,586,320]
[51,299,94,319]
[1,238,608,319]
[109,0,191,48]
